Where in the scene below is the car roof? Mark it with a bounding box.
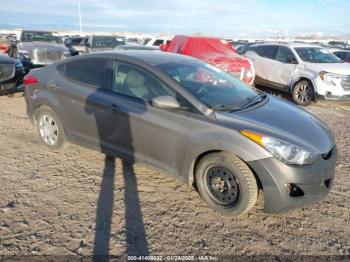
[250,42,322,49]
[82,50,200,66]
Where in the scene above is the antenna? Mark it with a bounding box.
[78,2,82,34]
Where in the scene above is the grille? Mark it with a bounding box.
[28,49,64,64]
[341,76,350,90]
[0,64,15,81]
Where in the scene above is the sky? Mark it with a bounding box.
[0,0,349,37]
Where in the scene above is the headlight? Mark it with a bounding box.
[319,71,342,86]
[245,69,253,79]
[241,130,318,165]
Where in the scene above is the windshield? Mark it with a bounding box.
[21,31,63,43]
[295,47,343,63]
[92,36,124,48]
[157,60,262,110]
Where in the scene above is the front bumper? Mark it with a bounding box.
[248,147,337,213]
[0,67,26,96]
[314,77,350,101]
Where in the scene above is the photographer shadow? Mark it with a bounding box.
[85,88,149,261]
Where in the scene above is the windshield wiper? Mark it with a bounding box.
[213,93,267,112]
[237,93,267,109]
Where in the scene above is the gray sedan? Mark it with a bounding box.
[23,51,337,216]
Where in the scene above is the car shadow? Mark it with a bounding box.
[85,88,149,260]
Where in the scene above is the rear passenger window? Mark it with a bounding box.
[58,58,109,89]
[256,46,278,59]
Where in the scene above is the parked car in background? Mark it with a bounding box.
[64,36,87,55]
[244,43,350,105]
[0,54,26,95]
[18,30,70,66]
[0,35,11,54]
[24,51,337,216]
[85,35,125,53]
[161,35,255,85]
[114,45,159,51]
[145,37,171,47]
[237,43,256,55]
[333,50,350,63]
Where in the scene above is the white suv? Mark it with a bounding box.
[245,43,350,106]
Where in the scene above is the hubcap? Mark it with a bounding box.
[38,115,58,146]
[206,166,239,205]
[296,84,312,103]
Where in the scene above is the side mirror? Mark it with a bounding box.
[0,64,15,82]
[151,96,180,109]
[287,57,298,64]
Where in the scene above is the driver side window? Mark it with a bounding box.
[111,61,176,102]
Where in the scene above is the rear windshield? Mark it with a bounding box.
[295,47,342,63]
[92,36,124,48]
[21,31,63,43]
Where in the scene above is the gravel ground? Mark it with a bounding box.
[0,96,349,260]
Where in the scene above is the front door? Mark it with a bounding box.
[102,61,189,175]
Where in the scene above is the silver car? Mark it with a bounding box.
[24,51,337,216]
[18,30,70,66]
[245,43,350,106]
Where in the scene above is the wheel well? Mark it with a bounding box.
[190,150,263,191]
[32,104,72,141]
[33,105,51,123]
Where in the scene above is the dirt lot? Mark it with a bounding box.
[0,95,350,260]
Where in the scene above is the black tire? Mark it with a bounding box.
[35,106,66,150]
[195,152,258,216]
[292,80,314,106]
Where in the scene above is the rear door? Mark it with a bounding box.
[246,45,278,83]
[51,57,113,148]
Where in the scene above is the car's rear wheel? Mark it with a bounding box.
[195,152,258,216]
[36,107,65,149]
[292,80,314,106]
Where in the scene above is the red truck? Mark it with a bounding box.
[161,35,255,85]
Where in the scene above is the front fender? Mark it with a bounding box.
[182,120,272,185]
[291,68,318,93]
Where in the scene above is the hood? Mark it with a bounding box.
[215,96,334,154]
[18,42,69,52]
[305,62,350,75]
[0,54,16,64]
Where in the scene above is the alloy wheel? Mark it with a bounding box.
[295,83,313,103]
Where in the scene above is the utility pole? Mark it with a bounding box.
[78,2,82,34]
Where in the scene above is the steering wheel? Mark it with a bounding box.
[197,83,213,95]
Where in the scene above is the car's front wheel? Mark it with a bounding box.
[292,80,315,106]
[36,106,66,150]
[195,152,258,216]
